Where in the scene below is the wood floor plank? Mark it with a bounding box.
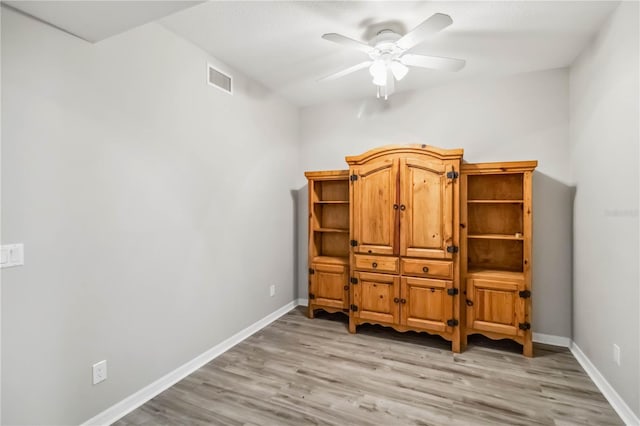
[115,308,622,426]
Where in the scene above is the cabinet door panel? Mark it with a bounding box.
[352,272,399,324]
[400,277,453,332]
[400,158,454,259]
[352,159,398,255]
[310,263,348,309]
[466,277,525,336]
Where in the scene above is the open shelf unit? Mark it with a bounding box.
[310,172,349,260]
[464,171,528,272]
[461,161,537,356]
[305,170,351,316]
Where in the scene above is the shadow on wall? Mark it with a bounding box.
[293,184,308,300]
[292,172,574,338]
[355,91,416,119]
[532,171,574,338]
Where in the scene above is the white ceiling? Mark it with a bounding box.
[4,0,203,43]
[161,1,617,106]
[5,1,617,106]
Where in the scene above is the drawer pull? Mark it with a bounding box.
[372,262,378,268]
[393,297,400,303]
[422,266,429,273]
[393,204,399,210]
[400,298,407,304]
[400,204,406,211]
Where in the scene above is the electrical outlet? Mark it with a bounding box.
[613,344,621,366]
[269,285,276,297]
[92,360,107,384]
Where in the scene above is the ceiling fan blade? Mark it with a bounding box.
[401,54,465,72]
[318,61,373,82]
[396,13,453,51]
[322,33,374,53]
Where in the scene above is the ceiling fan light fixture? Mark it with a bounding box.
[369,60,387,86]
[390,61,409,81]
[372,73,387,86]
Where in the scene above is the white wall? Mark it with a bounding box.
[569,1,639,417]
[1,7,299,425]
[297,69,573,339]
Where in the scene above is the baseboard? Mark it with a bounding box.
[81,300,298,426]
[532,332,571,348]
[570,342,640,426]
[296,298,308,307]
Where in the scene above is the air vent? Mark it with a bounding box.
[207,63,232,94]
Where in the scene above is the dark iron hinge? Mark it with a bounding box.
[350,277,358,284]
[446,171,459,179]
[350,174,358,181]
[446,319,459,327]
[350,304,359,312]
[350,240,358,247]
[519,290,531,299]
[309,293,315,300]
[446,245,459,254]
[447,288,459,296]
[308,268,314,275]
[519,322,531,330]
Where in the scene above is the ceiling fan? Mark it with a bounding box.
[320,13,466,99]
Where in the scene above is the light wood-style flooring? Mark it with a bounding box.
[116,307,621,425]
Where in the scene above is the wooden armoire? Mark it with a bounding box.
[346,145,464,352]
[305,145,537,356]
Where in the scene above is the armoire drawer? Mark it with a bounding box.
[401,258,453,279]
[354,254,399,274]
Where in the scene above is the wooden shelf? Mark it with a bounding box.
[312,256,349,265]
[316,228,349,233]
[467,199,524,204]
[314,200,349,204]
[467,268,524,279]
[468,234,524,241]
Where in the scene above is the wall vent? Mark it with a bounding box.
[207,63,232,94]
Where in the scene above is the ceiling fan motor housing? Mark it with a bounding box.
[369,30,404,59]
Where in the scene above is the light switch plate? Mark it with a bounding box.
[0,244,24,268]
